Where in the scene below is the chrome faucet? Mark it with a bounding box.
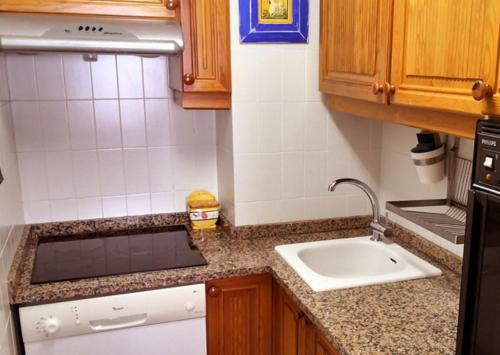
[328,178,390,241]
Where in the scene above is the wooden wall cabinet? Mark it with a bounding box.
[273,280,340,355]
[321,0,500,138]
[168,0,231,110]
[319,0,392,104]
[391,0,500,116]
[0,0,178,18]
[206,274,272,355]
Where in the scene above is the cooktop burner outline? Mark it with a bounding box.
[31,225,207,284]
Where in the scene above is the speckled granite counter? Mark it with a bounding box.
[8,214,461,355]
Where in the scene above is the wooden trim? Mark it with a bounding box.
[173,90,231,110]
[328,95,479,139]
[0,0,176,18]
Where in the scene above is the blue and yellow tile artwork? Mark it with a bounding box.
[240,0,309,43]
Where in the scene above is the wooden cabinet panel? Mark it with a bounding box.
[319,0,392,103]
[273,280,340,355]
[391,0,500,115]
[273,281,303,355]
[169,0,231,109]
[206,274,272,355]
[0,0,176,18]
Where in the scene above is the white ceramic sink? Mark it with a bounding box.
[275,236,442,292]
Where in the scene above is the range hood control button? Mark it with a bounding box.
[484,156,494,169]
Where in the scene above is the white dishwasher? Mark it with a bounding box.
[20,284,207,355]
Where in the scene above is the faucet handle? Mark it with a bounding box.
[370,221,390,241]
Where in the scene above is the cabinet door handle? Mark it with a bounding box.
[472,80,493,101]
[371,82,383,96]
[383,82,395,96]
[208,286,220,297]
[183,73,195,86]
[166,0,179,10]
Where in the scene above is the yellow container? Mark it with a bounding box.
[186,190,220,230]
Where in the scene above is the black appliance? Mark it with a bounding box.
[31,225,207,284]
[457,118,500,355]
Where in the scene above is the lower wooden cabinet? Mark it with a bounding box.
[273,279,340,355]
[206,274,339,355]
[206,274,273,355]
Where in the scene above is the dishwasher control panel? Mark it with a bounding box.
[20,284,206,343]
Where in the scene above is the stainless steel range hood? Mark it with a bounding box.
[0,13,184,56]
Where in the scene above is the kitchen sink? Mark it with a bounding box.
[275,236,442,292]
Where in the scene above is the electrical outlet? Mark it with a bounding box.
[0,168,3,185]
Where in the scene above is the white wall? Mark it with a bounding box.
[225,0,383,226]
[379,122,474,256]
[5,53,218,223]
[0,53,24,355]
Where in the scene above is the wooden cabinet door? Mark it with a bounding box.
[319,0,393,103]
[313,330,340,355]
[273,281,305,355]
[206,274,272,355]
[0,0,177,18]
[169,0,231,109]
[390,0,500,115]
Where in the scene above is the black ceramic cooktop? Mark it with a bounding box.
[31,225,207,284]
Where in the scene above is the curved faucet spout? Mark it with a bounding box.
[328,178,388,241]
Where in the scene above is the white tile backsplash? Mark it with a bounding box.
[7,53,217,223]
[0,55,25,354]
[227,0,383,225]
[120,100,147,148]
[35,54,66,100]
[62,54,92,99]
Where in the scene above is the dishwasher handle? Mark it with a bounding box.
[89,313,148,331]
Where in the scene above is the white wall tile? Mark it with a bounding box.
[117,56,143,99]
[8,53,218,222]
[77,197,103,220]
[91,55,118,99]
[39,101,70,151]
[68,101,96,150]
[304,102,327,151]
[50,199,78,222]
[282,47,306,102]
[148,147,173,192]
[172,145,196,190]
[120,99,146,147]
[304,151,328,197]
[258,103,282,153]
[143,57,169,99]
[46,151,75,199]
[35,54,66,100]
[126,194,151,215]
[72,150,100,198]
[151,192,174,213]
[17,152,48,201]
[232,102,258,154]
[63,55,92,99]
[21,203,42,224]
[256,48,283,102]
[231,46,258,102]
[280,199,305,222]
[6,54,37,100]
[282,103,305,152]
[194,110,216,146]
[145,99,170,147]
[98,149,125,196]
[0,54,10,102]
[282,152,304,199]
[102,196,127,218]
[11,102,42,152]
[123,148,150,194]
[94,100,122,149]
[169,101,195,145]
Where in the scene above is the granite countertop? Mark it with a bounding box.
[8,214,461,355]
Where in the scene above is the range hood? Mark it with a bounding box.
[0,13,184,56]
